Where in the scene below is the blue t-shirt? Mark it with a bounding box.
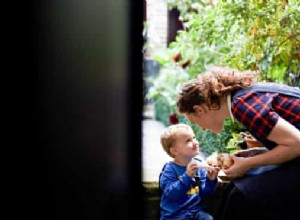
[159,161,217,220]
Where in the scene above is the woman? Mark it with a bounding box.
[176,66,300,220]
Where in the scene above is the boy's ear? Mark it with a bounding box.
[170,147,177,157]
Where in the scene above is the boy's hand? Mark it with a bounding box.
[206,168,219,180]
[186,161,199,177]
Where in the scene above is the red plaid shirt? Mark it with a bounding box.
[231,91,300,143]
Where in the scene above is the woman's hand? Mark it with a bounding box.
[223,155,250,179]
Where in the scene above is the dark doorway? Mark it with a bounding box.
[28,1,144,219]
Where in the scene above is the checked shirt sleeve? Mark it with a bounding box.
[231,92,279,139]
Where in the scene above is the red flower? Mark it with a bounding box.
[180,60,191,69]
[172,53,182,62]
[292,53,300,59]
[169,113,179,124]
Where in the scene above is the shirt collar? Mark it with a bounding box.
[227,94,235,121]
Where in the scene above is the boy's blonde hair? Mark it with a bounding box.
[160,123,193,158]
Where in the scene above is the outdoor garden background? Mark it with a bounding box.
[144,0,300,156]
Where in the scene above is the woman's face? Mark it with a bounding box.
[184,111,224,134]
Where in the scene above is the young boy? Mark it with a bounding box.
[159,123,219,220]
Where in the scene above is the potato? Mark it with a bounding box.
[217,153,234,169]
[206,153,233,169]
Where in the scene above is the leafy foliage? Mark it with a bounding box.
[146,0,300,154]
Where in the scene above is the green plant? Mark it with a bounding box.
[162,0,300,84]
[146,0,300,154]
[225,132,248,154]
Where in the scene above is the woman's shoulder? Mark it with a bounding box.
[233,82,300,98]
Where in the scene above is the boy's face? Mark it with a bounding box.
[171,128,199,159]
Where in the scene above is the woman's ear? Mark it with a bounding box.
[193,105,206,113]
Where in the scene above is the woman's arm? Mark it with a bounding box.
[225,117,300,178]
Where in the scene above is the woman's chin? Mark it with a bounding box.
[203,126,222,134]
[211,128,222,134]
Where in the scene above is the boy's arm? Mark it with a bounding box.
[199,169,218,196]
[160,169,193,200]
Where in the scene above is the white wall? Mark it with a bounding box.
[145,0,168,58]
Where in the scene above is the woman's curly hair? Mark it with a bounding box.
[176,66,259,113]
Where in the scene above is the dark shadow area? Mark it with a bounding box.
[14,1,144,219]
